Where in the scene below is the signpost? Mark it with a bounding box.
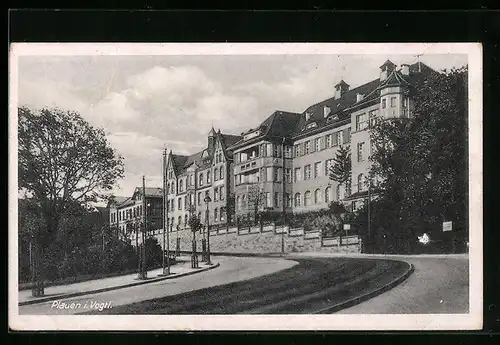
[343,223,350,253]
[442,221,453,232]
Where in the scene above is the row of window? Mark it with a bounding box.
[236,192,291,211]
[235,167,292,185]
[294,128,351,158]
[167,186,226,212]
[111,205,144,223]
[167,207,227,229]
[168,166,225,194]
[235,143,293,164]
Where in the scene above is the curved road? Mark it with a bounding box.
[86,257,408,315]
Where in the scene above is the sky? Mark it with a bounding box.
[17,53,468,199]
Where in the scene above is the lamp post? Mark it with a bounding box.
[161,148,170,276]
[204,194,212,265]
[281,137,286,255]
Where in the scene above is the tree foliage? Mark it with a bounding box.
[328,144,352,187]
[18,107,124,245]
[368,66,468,253]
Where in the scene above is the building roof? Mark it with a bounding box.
[228,110,302,150]
[170,130,243,175]
[133,187,163,197]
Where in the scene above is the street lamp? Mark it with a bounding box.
[204,194,212,265]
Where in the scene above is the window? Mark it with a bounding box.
[314,189,321,204]
[274,192,280,207]
[220,186,225,200]
[304,165,311,180]
[185,214,188,225]
[336,131,343,146]
[391,96,396,107]
[214,208,218,222]
[357,174,364,192]
[285,193,291,207]
[199,173,204,186]
[294,168,301,182]
[356,113,369,131]
[170,183,174,194]
[314,162,321,178]
[304,191,311,206]
[197,192,202,206]
[357,142,365,162]
[265,192,271,208]
[236,196,241,211]
[285,168,292,183]
[305,141,311,154]
[284,146,292,158]
[214,188,219,201]
[325,159,334,177]
[207,170,211,184]
[190,174,194,186]
[220,207,225,222]
[274,144,281,158]
[179,179,184,192]
[178,216,182,226]
[178,198,182,210]
[294,144,301,157]
[184,195,188,209]
[325,187,331,203]
[336,184,345,201]
[214,168,219,181]
[219,166,224,180]
[274,167,282,182]
[315,138,321,151]
[294,193,301,207]
[369,110,379,127]
[167,182,170,194]
[326,134,332,148]
[382,98,387,109]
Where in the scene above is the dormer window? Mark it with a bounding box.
[305,122,318,130]
[305,112,312,122]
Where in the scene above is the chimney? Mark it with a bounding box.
[380,60,396,81]
[401,63,410,75]
[334,80,349,99]
[323,105,331,118]
[356,93,364,102]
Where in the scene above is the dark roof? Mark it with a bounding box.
[335,80,350,89]
[228,110,302,150]
[293,78,381,138]
[170,130,242,175]
[380,59,396,69]
[134,187,163,197]
[294,61,437,137]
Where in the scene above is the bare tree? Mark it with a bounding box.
[246,183,266,225]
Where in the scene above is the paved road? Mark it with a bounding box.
[335,254,469,314]
[82,257,409,315]
[19,256,297,315]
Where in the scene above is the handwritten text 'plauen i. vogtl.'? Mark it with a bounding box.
[51,300,112,311]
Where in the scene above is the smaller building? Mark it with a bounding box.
[107,187,164,244]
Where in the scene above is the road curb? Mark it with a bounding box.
[19,262,220,306]
[313,261,415,314]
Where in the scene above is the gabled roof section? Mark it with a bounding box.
[294,78,380,137]
[378,69,411,88]
[171,154,188,175]
[133,187,163,198]
[228,110,301,150]
[107,196,129,208]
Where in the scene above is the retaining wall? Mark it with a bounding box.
[149,225,361,255]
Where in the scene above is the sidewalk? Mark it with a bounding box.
[19,256,219,306]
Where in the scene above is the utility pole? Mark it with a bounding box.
[161,148,170,276]
[281,137,286,255]
[140,175,148,279]
[367,174,371,253]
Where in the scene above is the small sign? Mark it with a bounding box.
[442,221,453,232]
[343,224,350,231]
